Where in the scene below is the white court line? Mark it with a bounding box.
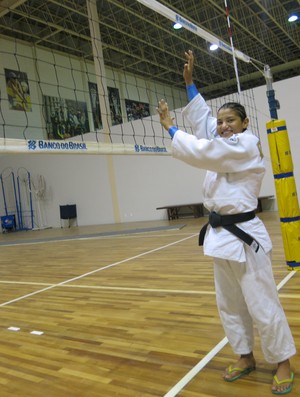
[2,279,298,298]
[0,231,192,247]
[276,270,296,291]
[163,269,297,397]
[0,233,198,308]
[0,280,216,295]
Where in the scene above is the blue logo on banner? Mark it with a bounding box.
[134,145,167,153]
[28,140,37,150]
[175,15,197,32]
[27,140,87,151]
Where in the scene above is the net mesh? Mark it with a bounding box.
[0,0,260,155]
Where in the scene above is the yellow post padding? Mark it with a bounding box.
[267,129,293,174]
[266,119,300,270]
[280,221,300,264]
[274,178,299,218]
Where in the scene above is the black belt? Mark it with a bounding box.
[199,210,259,252]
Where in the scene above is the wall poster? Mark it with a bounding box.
[125,99,150,121]
[88,82,102,129]
[88,83,122,128]
[43,95,90,140]
[5,68,32,111]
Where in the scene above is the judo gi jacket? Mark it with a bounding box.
[171,93,272,262]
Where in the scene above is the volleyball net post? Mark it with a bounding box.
[264,67,300,270]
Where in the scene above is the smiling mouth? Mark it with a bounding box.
[221,130,232,136]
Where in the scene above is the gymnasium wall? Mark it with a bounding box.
[1,70,299,229]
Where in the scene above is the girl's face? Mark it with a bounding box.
[217,108,249,138]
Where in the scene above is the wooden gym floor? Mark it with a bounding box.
[0,211,298,397]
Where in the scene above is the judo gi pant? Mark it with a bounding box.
[213,245,296,363]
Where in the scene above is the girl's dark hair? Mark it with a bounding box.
[218,102,247,121]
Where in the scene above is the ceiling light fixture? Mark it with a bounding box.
[173,22,182,30]
[209,44,219,51]
[288,14,298,22]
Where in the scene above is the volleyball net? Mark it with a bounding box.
[0,0,261,156]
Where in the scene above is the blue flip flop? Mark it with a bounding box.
[272,372,294,395]
[224,365,256,382]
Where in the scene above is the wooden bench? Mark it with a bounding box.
[156,203,204,220]
[157,196,275,220]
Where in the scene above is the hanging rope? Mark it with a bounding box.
[224,0,242,101]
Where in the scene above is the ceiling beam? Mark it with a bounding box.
[0,0,27,17]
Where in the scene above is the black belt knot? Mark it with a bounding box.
[199,210,259,252]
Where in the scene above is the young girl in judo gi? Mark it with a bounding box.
[157,50,296,395]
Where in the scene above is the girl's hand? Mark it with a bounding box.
[183,50,194,85]
[157,99,174,131]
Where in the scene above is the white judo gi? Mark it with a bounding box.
[171,93,296,363]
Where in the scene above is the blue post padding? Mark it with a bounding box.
[287,261,300,269]
[267,89,278,119]
[280,216,300,223]
[267,125,286,134]
[274,172,294,179]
